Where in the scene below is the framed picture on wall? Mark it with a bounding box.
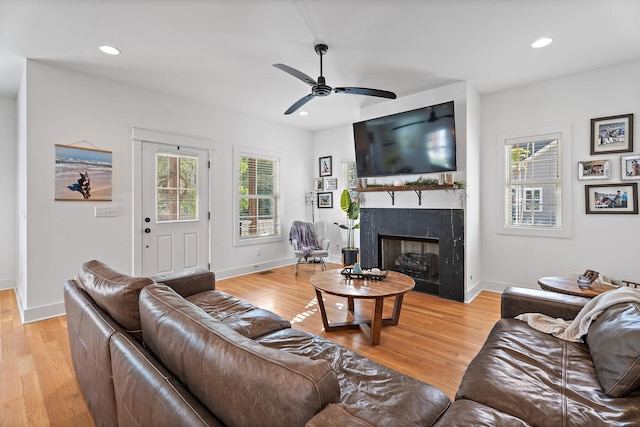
[319,155,332,177]
[590,113,634,154]
[324,177,338,191]
[585,182,638,214]
[620,155,640,180]
[314,178,324,191]
[578,160,610,180]
[317,192,333,208]
[55,144,113,201]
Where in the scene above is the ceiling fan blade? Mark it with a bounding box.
[284,93,315,115]
[334,87,397,99]
[273,64,317,87]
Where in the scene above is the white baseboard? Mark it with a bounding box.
[215,258,294,280]
[22,302,66,324]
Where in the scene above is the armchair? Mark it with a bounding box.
[289,221,330,273]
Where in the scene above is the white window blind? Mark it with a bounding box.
[236,150,280,243]
[505,134,561,228]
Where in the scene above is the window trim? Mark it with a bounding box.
[497,125,572,238]
[233,146,282,247]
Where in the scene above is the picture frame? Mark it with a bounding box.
[620,155,640,180]
[590,113,633,155]
[319,155,332,177]
[585,182,638,214]
[582,269,600,283]
[578,160,611,180]
[324,177,338,191]
[314,178,324,191]
[55,144,112,201]
[317,192,333,208]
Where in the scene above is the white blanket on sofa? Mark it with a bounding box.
[515,286,640,342]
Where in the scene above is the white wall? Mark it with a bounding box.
[19,60,313,321]
[481,60,640,291]
[0,97,17,290]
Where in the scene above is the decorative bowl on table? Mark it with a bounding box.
[341,268,388,281]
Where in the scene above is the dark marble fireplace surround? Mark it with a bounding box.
[360,208,464,302]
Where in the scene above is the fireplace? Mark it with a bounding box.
[379,235,440,295]
[360,208,464,301]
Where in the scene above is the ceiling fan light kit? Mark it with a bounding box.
[274,44,397,115]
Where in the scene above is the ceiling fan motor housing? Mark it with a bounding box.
[313,76,332,97]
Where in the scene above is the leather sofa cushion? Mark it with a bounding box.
[77,260,152,339]
[455,319,640,427]
[186,290,291,339]
[139,284,340,427]
[434,399,531,427]
[586,301,640,397]
[257,328,450,427]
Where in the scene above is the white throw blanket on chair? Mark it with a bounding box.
[515,286,640,342]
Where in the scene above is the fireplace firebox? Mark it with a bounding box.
[379,235,440,295]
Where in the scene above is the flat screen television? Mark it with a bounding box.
[353,101,457,178]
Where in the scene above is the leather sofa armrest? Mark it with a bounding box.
[151,268,215,297]
[501,286,590,320]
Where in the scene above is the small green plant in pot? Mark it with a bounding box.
[335,189,360,265]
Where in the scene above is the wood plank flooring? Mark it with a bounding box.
[0,263,501,425]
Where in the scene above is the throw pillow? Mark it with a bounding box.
[586,301,640,397]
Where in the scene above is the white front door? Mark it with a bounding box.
[141,141,209,276]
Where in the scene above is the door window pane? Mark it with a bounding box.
[157,153,199,222]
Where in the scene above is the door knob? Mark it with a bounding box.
[144,228,151,233]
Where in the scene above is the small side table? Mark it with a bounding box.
[538,276,616,298]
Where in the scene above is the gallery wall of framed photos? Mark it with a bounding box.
[579,113,638,214]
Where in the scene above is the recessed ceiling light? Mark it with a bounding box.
[99,45,121,55]
[298,111,309,116]
[531,37,553,48]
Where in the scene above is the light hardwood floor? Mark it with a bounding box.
[0,263,501,425]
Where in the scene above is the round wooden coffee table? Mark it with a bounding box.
[310,269,415,345]
[538,276,616,298]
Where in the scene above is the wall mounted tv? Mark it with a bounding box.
[353,101,457,178]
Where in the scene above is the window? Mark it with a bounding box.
[523,188,543,212]
[234,147,281,245]
[156,153,198,222]
[499,126,572,238]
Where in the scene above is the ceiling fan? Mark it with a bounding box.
[273,44,397,115]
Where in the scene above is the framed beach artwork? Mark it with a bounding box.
[620,155,640,180]
[578,160,610,180]
[590,113,634,154]
[55,144,113,201]
[584,182,638,214]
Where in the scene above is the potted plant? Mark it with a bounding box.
[335,189,360,266]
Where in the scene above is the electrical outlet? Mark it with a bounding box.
[95,207,117,217]
[256,248,261,256]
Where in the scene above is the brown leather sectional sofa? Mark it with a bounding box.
[64,260,640,426]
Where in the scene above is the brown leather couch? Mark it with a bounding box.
[436,287,640,426]
[65,261,640,426]
[64,260,449,426]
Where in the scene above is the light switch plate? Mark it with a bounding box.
[95,207,117,217]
